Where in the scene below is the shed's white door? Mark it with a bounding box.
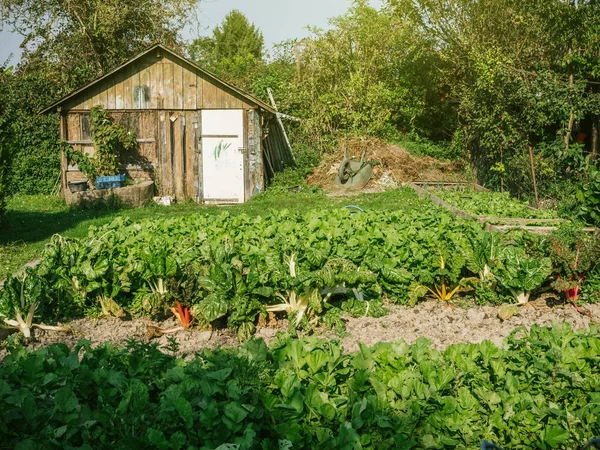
[201,110,245,202]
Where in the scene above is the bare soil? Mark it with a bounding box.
[2,296,598,359]
[307,137,463,193]
[341,296,600,352]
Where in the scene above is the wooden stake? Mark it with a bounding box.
[59,110,67,196]
[592,116,598,161]
[528,144,539,206]
[564,74,575,152]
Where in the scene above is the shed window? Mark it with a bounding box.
[134,85,150,108]
[80,114,91,140]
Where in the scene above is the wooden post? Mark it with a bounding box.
[59,110,67,196]
[592,116,598,161]
[527,144,539,206]
[564,75,575,153]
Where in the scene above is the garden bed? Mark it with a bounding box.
[3,295,598,360]
[1,313,600,450]
[406,182,592,235]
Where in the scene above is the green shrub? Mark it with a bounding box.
[0,143,8,227]
[0,68,61,196]
[574,165,600,226]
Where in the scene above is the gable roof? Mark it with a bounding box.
[40,43,276,114]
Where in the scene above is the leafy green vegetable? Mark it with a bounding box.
[496,246,552,304]
[435,188,558,219]
[0,202,563,335]
[1,325,599,449]
[0,269,45,338]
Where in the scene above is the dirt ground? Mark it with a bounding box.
[307,137,463,193]
[2,296,598,359]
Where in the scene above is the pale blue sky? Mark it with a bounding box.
[0,0,382,65]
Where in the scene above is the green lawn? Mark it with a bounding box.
[0,187,429,276]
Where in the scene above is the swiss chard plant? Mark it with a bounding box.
[548,223,600,310]
[0,269,67,338]
[496,246,552,305]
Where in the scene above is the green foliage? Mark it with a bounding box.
[0,70,10,226]
[64,106,138,179]
[574,165,600,226]
[435,188,559,219]
[1,0,198,86]
[496,246,552,304]
[1,325,600,448]
[281,1,449,144]
[0,149,7,227]
[392,134,464,162]
[392,0,600,191]
[188,10,265,90]
[547,223,600,300]
[0,65,61,196]
[3,192,584,335]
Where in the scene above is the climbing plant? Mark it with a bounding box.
[65,106,138,180]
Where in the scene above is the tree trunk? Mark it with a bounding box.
[592,117,598,162]
[528,144,539,206]
[564,73,575,153]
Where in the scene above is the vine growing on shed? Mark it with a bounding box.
[64,106,138,180]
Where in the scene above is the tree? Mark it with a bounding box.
[188,10,264,89]
[276,0,447,144]
[390,0,600,195]
[1,0,199,90]
[0,0,199,196]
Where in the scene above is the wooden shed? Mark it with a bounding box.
[42,43,295,203]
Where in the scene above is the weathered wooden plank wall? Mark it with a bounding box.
[64,48,253,111]
[65,111,156,186]
[65,108,269,199]
[246,109,264,197]
[60,47,275,201]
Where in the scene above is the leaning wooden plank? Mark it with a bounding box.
[267,88,296,165]
[488,224,598,235]
[477,217,567,224]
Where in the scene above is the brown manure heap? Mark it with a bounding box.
[307,137,464,192]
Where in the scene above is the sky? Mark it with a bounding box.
[0,0,383,65]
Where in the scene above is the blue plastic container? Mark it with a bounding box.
[96,174,126,190]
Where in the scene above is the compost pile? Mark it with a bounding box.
[307,137,463,191]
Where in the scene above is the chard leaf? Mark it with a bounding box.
[195,293,228,322]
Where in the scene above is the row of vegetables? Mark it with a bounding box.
[1,324,599,449]
[433,188,559,219]
[1,207,599,340]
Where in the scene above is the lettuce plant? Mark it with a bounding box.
[465,232,502,282]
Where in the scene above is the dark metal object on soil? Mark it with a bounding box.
[335,149,373,189]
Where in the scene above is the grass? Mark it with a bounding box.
[0,187,430,276]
